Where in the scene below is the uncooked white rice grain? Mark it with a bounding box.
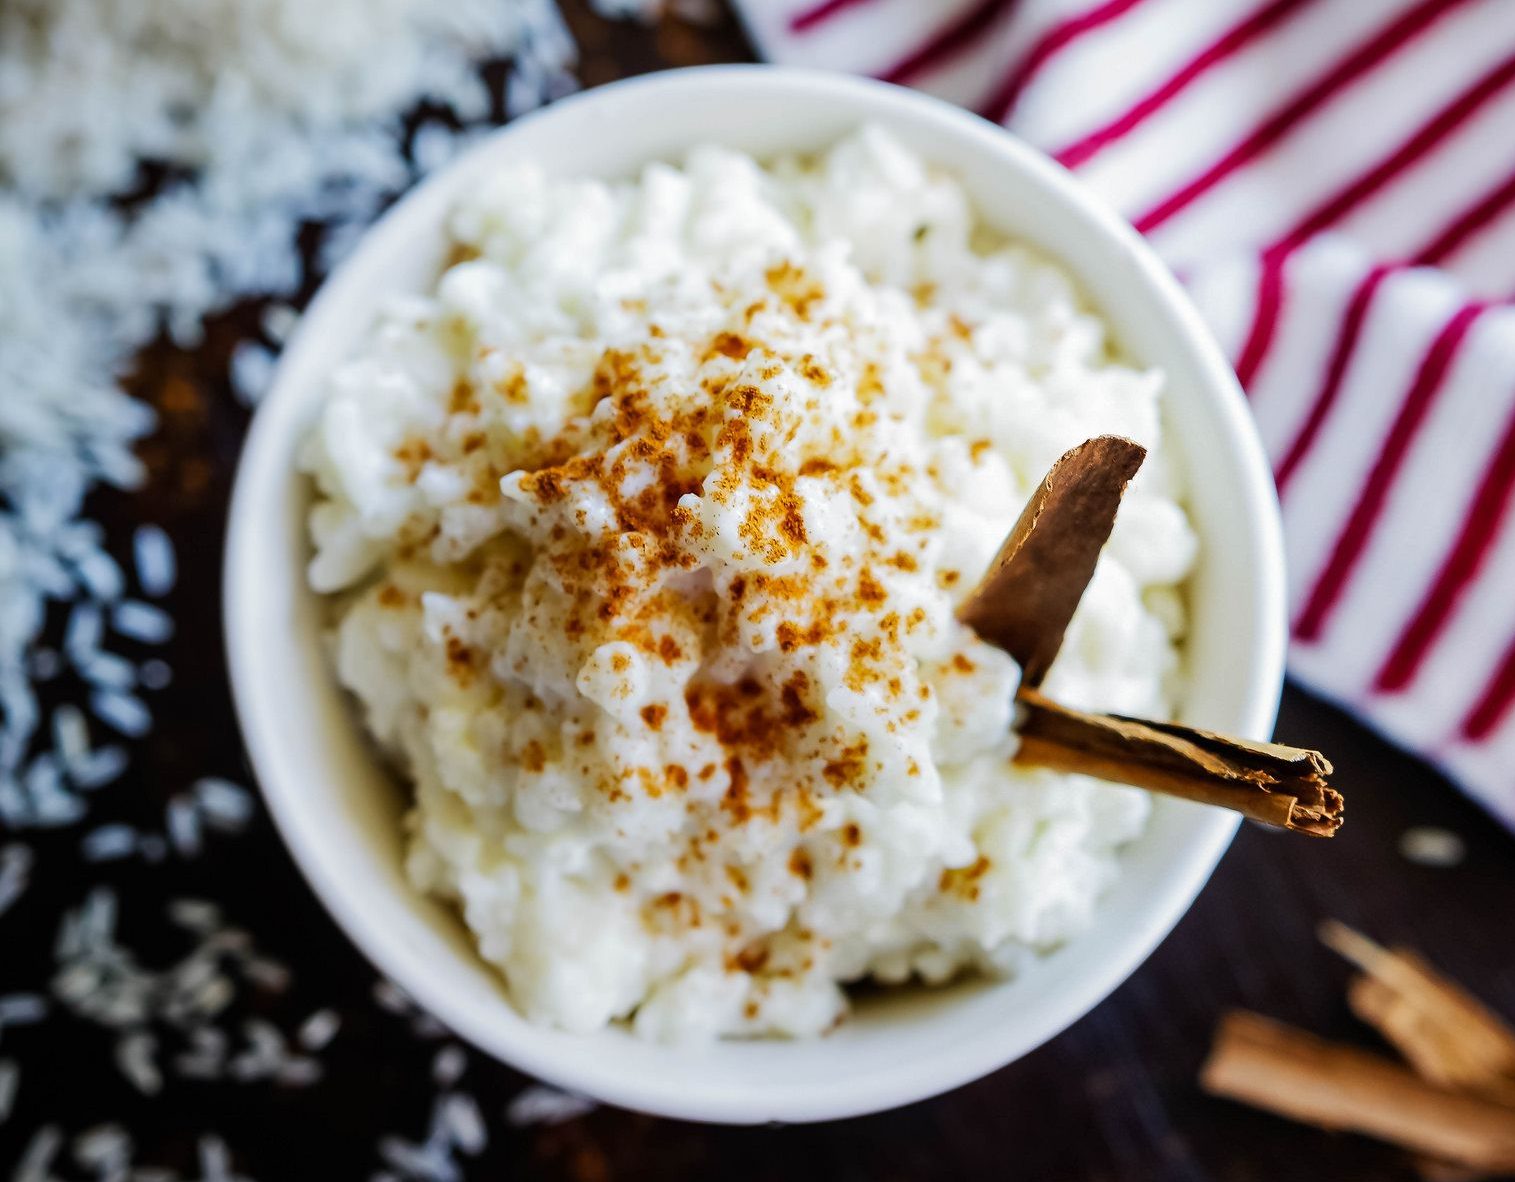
[432,1045,466,1087]
[29,649,62,680]
[378,1136,460,1182]
[14,1123,61,1182]
[112,600,175,645]
[0,844,31,915]
[168,899,222,934]
[75,550,125,602]
[0,994,49,1026]
[297,1009,341,1051]
[193,778,254,829]
[138,659,173,691]
[0,1059,17,1123]
[132,526,176,598]
[137,835,168,862]
[84,824,139,862]
[0,782,30,827]
[1399,827,1466,868]
[90,689,152,737]
[506,1085,597,1127]
[73,1123,132,1169]
[82,650,138,690]
[440,1093,486,1155]
[72,745,129,790]
[116,1033,162,1095]
[51,704,90,769]
[166,796,202,857]
[276,1057,322,1087]
[64,604,103,662]
[374,980,412,1013]
[230,341,278,406]
[261,303,300,344]
[199,1134,233,1182]
[243,958,291,992]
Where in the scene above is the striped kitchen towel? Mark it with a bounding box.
[735,0,1515,828]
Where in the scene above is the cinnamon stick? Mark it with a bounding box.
[1321,922,1515,1105]
[957,435,1146,686]
[1013,688,1343,835]
[1201,1011,1515,1173]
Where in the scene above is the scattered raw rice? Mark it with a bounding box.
[260,303,301,346]
[378,1134,462,1182]
[0,1059,17,1123]
[81,650,137,691]
[166,796,204,858]
[71,744,129,790]
[432,1045,466,1088]
[0,0,591,1169]
[112,600,175,645]
[132,525,177,599]
[439,1093,487,1156]
[169,899,223,935]
[0,994,51,1026]
[83,824,139,862]
[374,980,413,1014]
[73,1122,132,1170]
[193,778,255,831]
[230,342,279,407]
[13,1124,62,1182]
[296,1009,341,1052]
[138,659,174,691]
[0,844,30,915]
[505,1085,597,1127]
[199,1134,234,1182]
[88,689,153,738]
[117,1031,163,1095]
[1399,826,1467,868]
[51,704,90,770]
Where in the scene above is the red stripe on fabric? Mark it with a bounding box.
[1234,247,1288,390]
[876,0,1019,86]
[1294,302,1488,641]
[1461,635,1515,741]
[978,0,1147,124]
[1272,54,1515,254]
[1274,264,1396,496]
[1132,0,1471,236]
[1262,174,1515,497]
[1416,169,1515,265]
[788,0,876,33]
[1054,0,1315,171]
[1375,403,1515,693]
[1225,51,1515,413]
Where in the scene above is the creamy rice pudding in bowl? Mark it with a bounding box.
[225,66,1286,1122]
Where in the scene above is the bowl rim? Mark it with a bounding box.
[224,63,1286,1123]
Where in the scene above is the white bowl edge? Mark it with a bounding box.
[224,65,1287,1125]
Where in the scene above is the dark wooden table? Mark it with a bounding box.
[4,5,1513,1179]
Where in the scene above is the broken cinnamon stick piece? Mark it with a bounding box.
[957,435,1146,686]
[1013,688,1342,835]
[1202,1011,1515,1174]
[1321,922,1515,1104]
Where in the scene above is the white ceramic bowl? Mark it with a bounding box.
[225,65,1286,1125]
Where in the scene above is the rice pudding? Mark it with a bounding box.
[302,127,1197,1040]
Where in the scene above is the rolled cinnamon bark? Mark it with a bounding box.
[957,435,1146,687]
[1202,1011,1515,1173]
[1014,689,1342,835]
[1322,922,1515,1104]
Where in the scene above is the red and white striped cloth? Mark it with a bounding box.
[735,0,1515,828]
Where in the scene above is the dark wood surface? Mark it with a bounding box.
[4,5,1514,1179]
